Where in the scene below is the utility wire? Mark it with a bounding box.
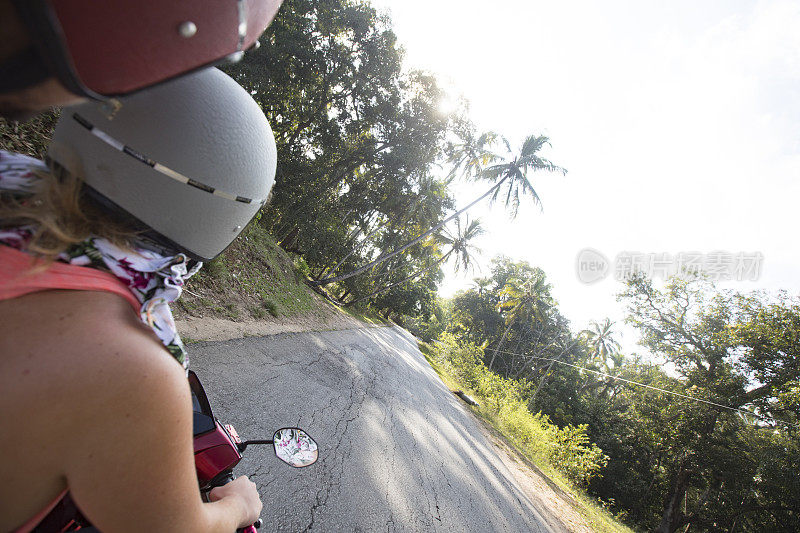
[488,347,797,428]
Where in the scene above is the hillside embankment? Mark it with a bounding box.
[173,224,383,342]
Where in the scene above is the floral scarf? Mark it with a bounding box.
[0,150,200,370]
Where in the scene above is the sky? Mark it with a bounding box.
[369,0,800,354]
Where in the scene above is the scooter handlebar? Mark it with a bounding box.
[213,473,261,532]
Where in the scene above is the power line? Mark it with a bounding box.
[488,347,797,428]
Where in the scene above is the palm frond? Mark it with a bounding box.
[520,135,550,158]
[501,135,513,154]
[504,180,515,210]
[480,164,507,182]
[489,181,504,204]
[522,154,566,175]
[477,131,499,146]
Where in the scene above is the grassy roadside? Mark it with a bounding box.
[339,304,386,326]
[417,340,632,533]
[172,223,391,342]
[175,223,348,323]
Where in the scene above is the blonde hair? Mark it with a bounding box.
[0,161,138,263]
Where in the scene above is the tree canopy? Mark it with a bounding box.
[439,266,799,532]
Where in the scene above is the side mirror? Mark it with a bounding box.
[272,428,318,467]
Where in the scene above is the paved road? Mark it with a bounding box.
[189,326,559,532]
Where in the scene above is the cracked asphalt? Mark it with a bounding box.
[189,325,559,532]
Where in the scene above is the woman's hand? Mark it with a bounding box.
[209,476,263,528]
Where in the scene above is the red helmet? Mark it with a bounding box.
[5,0,282,99]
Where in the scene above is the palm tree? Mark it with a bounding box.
[317,176,447,281]
[441,216,484,274]
[579,319,624,397]
[487,272,553,371]
[446,131,499,181]
[471,277,492,297]
[582,318,621,371]
[345,217,484,305]
[314,133,565,287]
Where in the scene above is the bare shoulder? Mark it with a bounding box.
[0,290,182,370]
[0,289,188,433]
[0,289,191,530]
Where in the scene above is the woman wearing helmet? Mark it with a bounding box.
[0,68,276,531]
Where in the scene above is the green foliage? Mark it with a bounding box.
[449,288,503,345]
[220,0,564,313]
[0,109,59,158]
[432,333,608,486]
[610,274,800,531]
[221,303,239,319]
[397,299,447,342]
[444,262,800,532]
[498,401,606,486]
[546,422,607,486]
[292,254,312,283]
[1,0,564,322]
[261,298,279,317]
[446,130,565,218]
[203,255,231,280]
[424,313,446,343]
[222,0,461,315]
[344,216,484,309]
[184,224,320,320]
[582,318,621,363]
[778,380,800,412]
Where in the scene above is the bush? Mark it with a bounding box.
[397,301,446,343]
[203,255,230,280]
[422,313,446,342]
[432,333,608,486]
[292,254,311,284]
[261,298,279,317]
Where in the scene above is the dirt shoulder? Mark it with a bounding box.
[176,307,379,342]
[466,409,594,533]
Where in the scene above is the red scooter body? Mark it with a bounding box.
[193,421,243,488]
[188,372,258,533]
[189,370,246,489]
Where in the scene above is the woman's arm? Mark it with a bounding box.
[55,294,261,532]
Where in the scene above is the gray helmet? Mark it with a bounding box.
[47,68,277,261]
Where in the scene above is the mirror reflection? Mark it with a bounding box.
[273,428,318,467]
